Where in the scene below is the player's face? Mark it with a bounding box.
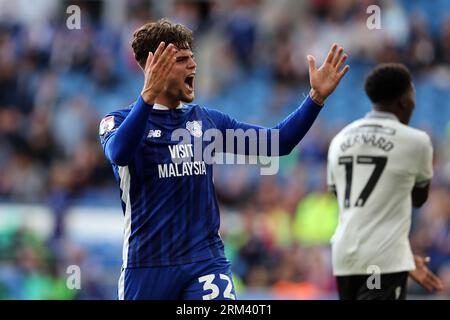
[163,48,197,104]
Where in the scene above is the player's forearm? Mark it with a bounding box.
[274,94,322,155]
[105,95,152,166]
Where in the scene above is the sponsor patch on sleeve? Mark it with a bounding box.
[99,115,115,136]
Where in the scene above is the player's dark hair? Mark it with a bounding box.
[364,63,413,104]
[131,18,194,69]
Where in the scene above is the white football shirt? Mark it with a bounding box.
[327,111,433,276]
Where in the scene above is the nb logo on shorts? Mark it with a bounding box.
[148,130,162,138]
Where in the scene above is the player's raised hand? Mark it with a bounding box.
[307,44,350,105]
[409,255,444,293]
[140,42,177,104]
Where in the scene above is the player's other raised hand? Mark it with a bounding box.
[307,43,350,106]
[140,42,177,104]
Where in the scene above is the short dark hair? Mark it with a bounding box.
[364,63,413,104]
[131,18,194,69]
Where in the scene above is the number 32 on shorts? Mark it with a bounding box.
[198,274,236,300]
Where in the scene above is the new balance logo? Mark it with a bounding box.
[148,130,162,138]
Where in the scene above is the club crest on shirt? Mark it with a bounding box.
[186,120,202,138]
[99,115,115,135]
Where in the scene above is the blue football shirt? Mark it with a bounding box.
[100,95,321,268]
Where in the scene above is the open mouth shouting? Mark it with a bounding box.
[184,73,195,92]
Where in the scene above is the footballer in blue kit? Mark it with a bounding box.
[99,18,349,300]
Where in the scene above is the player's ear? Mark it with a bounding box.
[398,86,414,110]
[397,95,413,125]
[398,97,407,110]
[397,91,410,111]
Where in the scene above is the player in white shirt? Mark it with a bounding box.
[327,63,443,299]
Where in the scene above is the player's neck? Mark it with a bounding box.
[154,96,181,110]
[372,105,406,124]
[373,105,398,117]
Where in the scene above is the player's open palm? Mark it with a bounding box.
[308,44,349,105]
[141,42,177,104]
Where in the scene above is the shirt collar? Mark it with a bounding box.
[365,110,399,121]
[153,102,183,110]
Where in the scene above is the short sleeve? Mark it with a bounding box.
[327,140,336,192]
[415,133,433,187]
